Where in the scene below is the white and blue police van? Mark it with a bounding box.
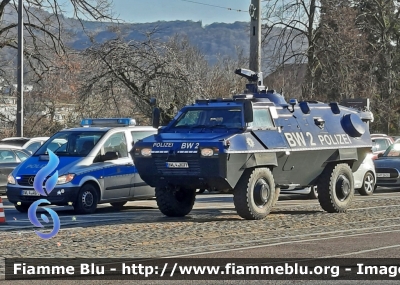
[6,118,157,214]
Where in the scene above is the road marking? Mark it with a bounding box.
[163,227,400,258]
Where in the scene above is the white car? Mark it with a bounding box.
[281,154,376,199]
[0,137,50,154]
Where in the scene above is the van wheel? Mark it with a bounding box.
[307,186,318,199]
[74,184,98,214]
[317,163,354,213]
[110,201,127,209]
[233,168,276,220]
[156,186,196,217]
[357,171,375,196]
[15,204,30,213]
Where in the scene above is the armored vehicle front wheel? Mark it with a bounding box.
[233,168,276,220]
[15,204,30,213]
[317,163,354,213]
[156,186,196,217]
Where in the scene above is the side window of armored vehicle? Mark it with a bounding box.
[131,130,157,145]
[103,132,128,158]
[251,109,275,130]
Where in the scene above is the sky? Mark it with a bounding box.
[110,0,251,25]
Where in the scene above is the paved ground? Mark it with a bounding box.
[1,188,400,284]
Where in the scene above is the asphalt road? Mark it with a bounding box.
[2,188,400,285]
[0,191,325,231]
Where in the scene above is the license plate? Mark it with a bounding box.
[377,173,390,178]
[166,162,189,168]
[21,190,41,196]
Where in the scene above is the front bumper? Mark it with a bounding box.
[375,167,400,187]
[6,184,81,206]
[135,153,233,190]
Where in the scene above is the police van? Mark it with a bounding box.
[6,118,157,214]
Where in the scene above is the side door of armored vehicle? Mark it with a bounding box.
[98,130,133,200]
[129,129,157,197]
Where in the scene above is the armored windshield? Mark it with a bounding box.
[171,108,243,130]
[35,131,106,156]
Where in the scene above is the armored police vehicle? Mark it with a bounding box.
[7,118,157,214]
[132,69,373,220]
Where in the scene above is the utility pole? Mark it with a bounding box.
[17,0,24,137]
[249,0,261,73]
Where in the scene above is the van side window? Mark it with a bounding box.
[250,109,275,129]
[103,132,128,158]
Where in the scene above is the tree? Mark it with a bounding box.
[262,0,321,98]
[81,33,211,125]
[315,0,370,102]
[354,0,400,134]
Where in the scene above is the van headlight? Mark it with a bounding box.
[7,174,15,184]
[57,174,75,184]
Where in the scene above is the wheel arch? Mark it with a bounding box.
[80,180,101,202]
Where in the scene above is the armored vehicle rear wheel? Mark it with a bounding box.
[317,163,354,213]
[156,186,196,217]
[233,168,276,220]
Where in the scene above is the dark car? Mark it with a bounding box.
[374,143,400,188]
[371,134,394,160]
[0,147,31,193]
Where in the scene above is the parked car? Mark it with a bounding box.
[281,153,376,198]
[371,134,394,160]
[6,118,157,214]
[374,143,400,187]
[0,147,31,194]
[0,137,49,154]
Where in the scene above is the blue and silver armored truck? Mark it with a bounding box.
[132,69,373,220]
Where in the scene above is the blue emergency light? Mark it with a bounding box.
[80,118,136,127]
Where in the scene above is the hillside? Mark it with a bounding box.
[65,19,251,65]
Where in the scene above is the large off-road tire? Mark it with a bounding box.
[233,168,276,220]
[272,187,281,207]
[74,184,98,214]
[357,171,375,196]
[15,204,30,213]
[317,163,354,213]
[156,186,196,217]
[110,201,128,209]
[307,186,318,199]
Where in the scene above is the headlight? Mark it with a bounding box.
[57,174,75,184]
[200,147,219,157]
[7,174,15,184]
[140,148,152,157]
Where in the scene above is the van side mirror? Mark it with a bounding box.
[152,107,160,129]
[243,101,253,123]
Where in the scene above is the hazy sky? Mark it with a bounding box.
[110,0,251,25]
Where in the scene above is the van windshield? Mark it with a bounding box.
[35,131,106,157]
